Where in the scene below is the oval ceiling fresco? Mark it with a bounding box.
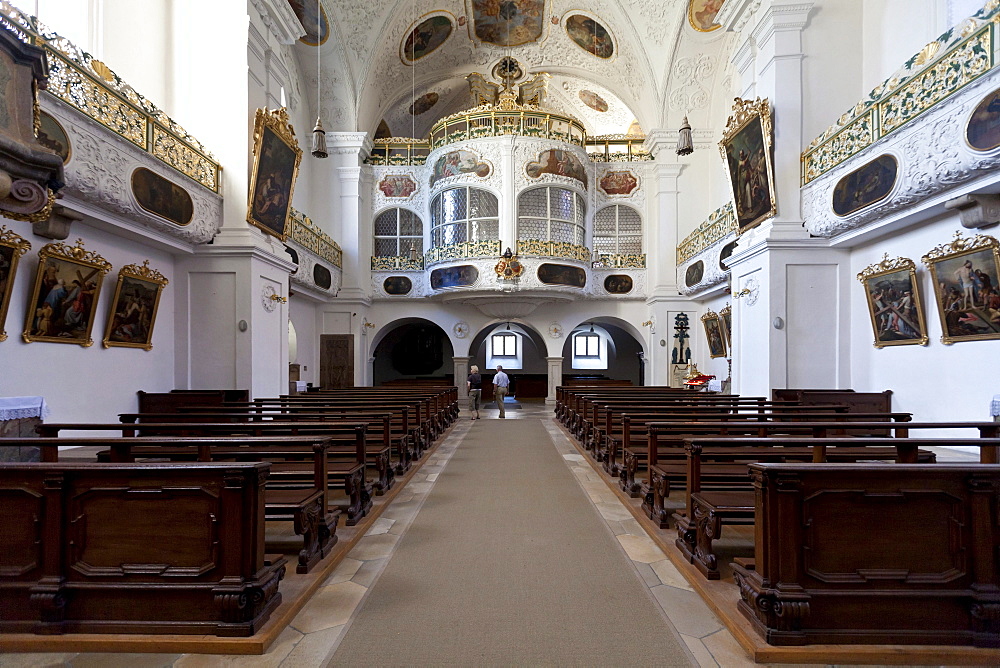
[409,92,439,115]
[472,0,545,47]
[578,90,608,113]
[286,0,329,46]
[565,14,613,59]
[402,15,453,62]
[688,0,723,32]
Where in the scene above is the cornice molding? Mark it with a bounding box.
[249,0,306,45]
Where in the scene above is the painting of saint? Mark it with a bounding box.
[286,0,329,46]
[603,274,633,294]
[383,276,413,295]
[431,265,479,289]
[688,0,723,32]
[409,92,440,115]
[859,263,927,348]
[685,260,704,288]
[832,155,897,217]
[23,249,110,347]
[599,171,638,196]
[132,168,194,226]
[104,274,165,350]
[578,90,608,113]
[248,120,300,240]
[967,87,1000,151]
[525,149,588,187]
[472,0,544,47]
[379,175,418,198]
[924,242,1000,344]
[702,315,727,358]
[722,115,775,233]
[37,112,70,163]
[430,150,491,186]
[403,16,453,62]
[565,15,614,59]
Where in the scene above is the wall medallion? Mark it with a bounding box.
[131,168,194,226]
[378,174,418,198]
[604,274,633,294]
[685,260,704,287]
[832,155,897,217]
[525,149,588,187]
[599,170,637,196]
[384,275,412,295]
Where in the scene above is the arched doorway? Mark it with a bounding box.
[561,319,646,386]
[371,319,455,386]
[467,322,548,400]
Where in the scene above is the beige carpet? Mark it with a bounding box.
[329,417,694,666]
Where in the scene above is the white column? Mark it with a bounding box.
[643,133,684,299]
[329,132,372,301]
[546,356,563,405]
[454,356,471,401]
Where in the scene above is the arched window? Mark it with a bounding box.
[517,187,586,246]
[573,332,600,358]
[374,208,423,257]
[593,205,642,255]
[429,187,499,248]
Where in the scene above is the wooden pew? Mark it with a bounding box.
[676,437,1000,581]
[136,389,249,413]
[0,461,285,636]
[37,422,374,525]
[555,386,701,427]
[733,462,1000,647]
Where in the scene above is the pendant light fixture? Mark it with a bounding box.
[675,115,694,156]
[311,0,329,158]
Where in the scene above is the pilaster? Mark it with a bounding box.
[454,357,471,401]
[329,132,373,302]
[546,356,563,405]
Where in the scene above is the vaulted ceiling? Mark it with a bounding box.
[288,0,734,139]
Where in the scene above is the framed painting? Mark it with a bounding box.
[966,86,1000,151]
[921,231,1000,344]
[856,254,928,348]
[247,108,302,242]
[0,226,30,342]
[102,260,168,350]
[23,239,112,347]
[832,154,898,217]
[701,311,727,358]
[718,303,732,350]
[719,98,776,235]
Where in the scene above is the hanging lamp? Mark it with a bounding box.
[311,0,329,158]
[675,115,694,156]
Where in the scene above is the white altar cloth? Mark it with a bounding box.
[0,396,50,421]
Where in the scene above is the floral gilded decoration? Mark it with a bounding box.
[516,240,591,262]
[288,208,342,268]
[371,255,424,271]
[0,1,221,192]
[676,202,736,265]
[424,240,501,266]
[801,7,998,185]
[595,253,646,269]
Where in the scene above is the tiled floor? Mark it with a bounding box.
[1,403,974,667]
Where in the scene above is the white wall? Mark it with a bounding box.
[1,221,176,421]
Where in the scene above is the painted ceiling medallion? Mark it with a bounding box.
[409,92,440,115]
[471,0,545,47]
[565,14,614,59]
[688,0,723,32]
[578,90,608,112]
[286,0,330,46]
[402,15,453,63]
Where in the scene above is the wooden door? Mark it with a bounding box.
[320,334,354,389]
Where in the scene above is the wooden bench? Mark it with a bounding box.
[733,461,1000,647]
[0,461,285,636]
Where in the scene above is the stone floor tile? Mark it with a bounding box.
[594,501,634,522]
[389,492,414,504]
[0,653,78,668]
[405,481,433,494]
[681,634,719,668]
[619,518,645,536]
[562,453,586,462]
[650,558,694,591]
[69,653,180,668]
[346,533,399,561]
[617,533,668,564]
[364,518,396,536]
[701,628,755,667]
[632,561,662,588]
[323,557,363,585]
[649,584,723,638]
[425,473,439,481]
[351,558,387,587]
[290,581,367,634]
[173,626,301,668]
[605,520,627,536]
[278,624,345,667]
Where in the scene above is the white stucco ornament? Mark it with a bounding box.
[548,322,563,338]
[453,321,470,338]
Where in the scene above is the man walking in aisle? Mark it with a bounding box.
[493,365,510,418]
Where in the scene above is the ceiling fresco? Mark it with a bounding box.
[470,0,546,47]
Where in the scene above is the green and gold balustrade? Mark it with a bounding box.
[585,135,653,162]
[594,253,646,269]
[802,2,1000,185]
[288,209,342,268]
[424,240,501,266]
[367,138,430,166]
[371,255,424,271]
[516,239,592,263]
[676,202,736,265]
[0,1,221,193]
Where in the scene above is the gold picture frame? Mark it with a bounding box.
[718,303,732,350]
[246,107,302,241]
[719,97,777,235]
[102,260,169,350]
[921,231,1000,344]
[0,225,31,342]
[856,254,929,348]
[22,239,112,347]
[701,310,727,358]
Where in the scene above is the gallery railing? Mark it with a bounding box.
[288,209,342,268]
[428,108,587,150]
[367,138,431,166]
[369,134,652,166]
[516,240,592,263]
[424,240,502,267]
[371,255,424,271]
[801,5,999,185]
[593,253,646,269]
[677,202,736,265]
[585,135,653,162]
[0,1,222,193]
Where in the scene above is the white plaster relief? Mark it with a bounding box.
[677,233,735,296]
[802,75,1000,239]
[288,243,343,299]
[668,54,716,112]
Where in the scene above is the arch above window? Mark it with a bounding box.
[430,187,499,248]
[517,186,586,246]
[374,208,423,257]
[594,205,642,255]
